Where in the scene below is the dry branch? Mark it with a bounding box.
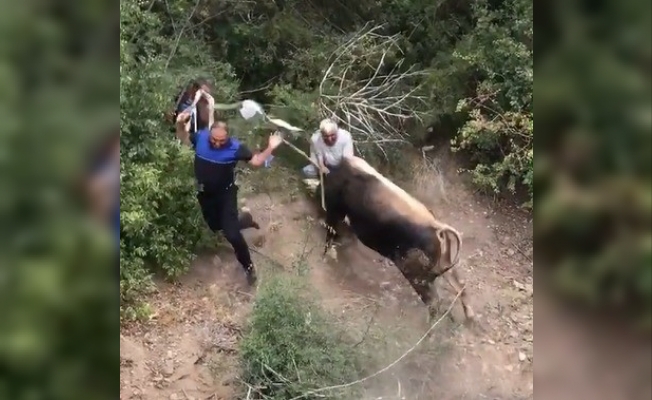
[318,24,430,158]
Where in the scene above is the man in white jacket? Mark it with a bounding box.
[303,119,355,177]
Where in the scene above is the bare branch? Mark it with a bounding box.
[317,25,431,158]
[164,0,202,71]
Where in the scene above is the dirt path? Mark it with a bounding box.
[120,153,534,400]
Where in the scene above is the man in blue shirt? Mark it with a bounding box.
[176,113,283,285]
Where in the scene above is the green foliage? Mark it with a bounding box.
[119,0,239,310]
[267,84,321,134]
[450,0,533,206]
[239,272,362,399]
[534,0,651,326]
[2,0,118,398]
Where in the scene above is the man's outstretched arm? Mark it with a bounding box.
[236,132,283,167]
[248,145,275,167]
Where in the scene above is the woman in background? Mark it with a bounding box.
[167,78,214,136]
[85,130,120,247]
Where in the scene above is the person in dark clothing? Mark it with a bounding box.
[176,113,283,285]
[166,78,214,134]
[84,130,120,250]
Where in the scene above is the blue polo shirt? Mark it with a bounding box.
[191,128,254,193]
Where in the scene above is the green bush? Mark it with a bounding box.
[239,273,363,400]
[533,0,651,327]
[450,0,533,207]
[119,0,239,312]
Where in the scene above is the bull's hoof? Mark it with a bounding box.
[325,245,338,261]
[464,306,475,320]
[427,302,473,325]
[427,304,445,323]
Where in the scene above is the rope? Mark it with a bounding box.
[287,287,465,400]
[213,102,243,111]
[236,208,463,400]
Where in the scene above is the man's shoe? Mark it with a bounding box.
[240,207,260,230]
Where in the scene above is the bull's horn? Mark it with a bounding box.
[435,227,462,276]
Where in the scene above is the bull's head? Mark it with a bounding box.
[428,220,474,321]
[433,226,462,276]
[427,210,462,276]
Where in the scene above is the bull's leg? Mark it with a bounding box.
[425,282,443,321]
[394,254,440,315]
[410,279,433,305]
[408,277,454,324]
[323,206,346,255]
[406,276,448,325]
[442,268,474,320]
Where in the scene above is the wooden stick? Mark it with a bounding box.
[319,164,326,211]
[280,138,319,168]
[279,138,326,210]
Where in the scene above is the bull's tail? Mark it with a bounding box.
[435,226,462,276]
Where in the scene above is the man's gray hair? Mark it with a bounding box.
[319,119,338,134]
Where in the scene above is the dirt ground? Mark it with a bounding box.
[119,151,534,400]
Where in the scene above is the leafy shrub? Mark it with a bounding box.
[239,272,362,399]
[120,0,239,312]
[532,0,651,327]
[450,0,533,207]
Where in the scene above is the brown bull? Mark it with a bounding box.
[321,156,474,320]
